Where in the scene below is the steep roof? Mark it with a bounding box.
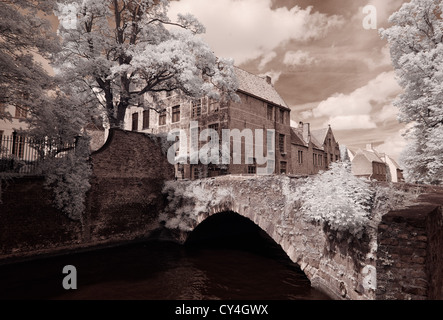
[291,128,307,146]
[234,67,288,108]
[356,149,384,163]
[290,126,329,150]
[311,128,329,145]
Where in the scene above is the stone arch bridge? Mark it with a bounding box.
[161,175,443,300]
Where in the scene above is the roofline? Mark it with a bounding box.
[237,89,290,111]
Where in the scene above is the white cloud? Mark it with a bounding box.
[361,45,392,70]
[375,104,398,123]
[168,0,344,64]
[258,69,281,85]
[258,51,277,70]
[327,115,377,130]
[283,50,316,67]
[290,119,299,128]
[313,71,401,130]
[376,127,408,163]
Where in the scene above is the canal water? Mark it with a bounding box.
[0,213,330,300]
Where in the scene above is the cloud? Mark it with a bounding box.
[258,51,277,70]
[326,115,377,130]
[312,71,401,130]
[376,127,409,163]
[361,45,392,70]
[168,0,344,64]
[258,70,282,85]
[283,50,316,67]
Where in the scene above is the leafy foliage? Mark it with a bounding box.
[0,0,59,121]
[40,136,92,221]
[381,0,443,185]
[298,162,373,236]
[55,0,239,128]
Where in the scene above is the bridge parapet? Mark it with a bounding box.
[161,175,443,300]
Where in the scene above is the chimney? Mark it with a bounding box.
[266,75,272,85]
[366,143,373,151]
[302,122,311,143]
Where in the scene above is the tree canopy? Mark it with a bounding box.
[381,0,443,185]
[55,0,239,128]
[0,0,59,121]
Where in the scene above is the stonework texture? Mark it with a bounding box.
[0,129,174,262]
[162,175,443,300]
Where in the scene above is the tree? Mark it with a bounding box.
[381,0,443,185]
[0,0,59,121]
[298,162,373,237]
[54,0,239,128]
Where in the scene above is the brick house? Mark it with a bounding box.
[291,122,341,176]
[125,67,340,179]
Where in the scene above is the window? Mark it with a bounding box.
[172,105,180,123]
[298,150,303,164]
[313,154,317,166]
[131,112,139,131]
[208,123,219,143]
[248,165,256,174]
[279,109,285,124]
[15,106,27,119]
[13,135,25,158]
[280,161,287,174]
[279,134,285,153]
[159,110,166,126]
[318,154,323,167]
[208,98,219,113]
[267,105,273,121]
[192,166,199,180]
[142,110,150,129]
[192,99,201,118]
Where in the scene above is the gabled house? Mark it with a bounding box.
[349,144,403,182]
[291,122,341,175]
[347,144,400,182]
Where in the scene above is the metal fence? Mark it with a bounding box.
[0,131,75,175]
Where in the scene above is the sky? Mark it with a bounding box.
[168,0,408,161]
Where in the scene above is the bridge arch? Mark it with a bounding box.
[161,175,379,300]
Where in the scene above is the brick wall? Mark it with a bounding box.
[0,176,83,259]
[86,129,175,242]
[376,203,443,299]
[0,129,174,262]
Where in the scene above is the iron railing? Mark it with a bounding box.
[0,131,75,175]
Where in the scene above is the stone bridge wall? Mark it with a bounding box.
[161,175,378,300]
[162,175,443,300]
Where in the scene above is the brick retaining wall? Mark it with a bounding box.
[0,129,174,263]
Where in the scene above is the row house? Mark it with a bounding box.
[291,122,341,176]
[125,67,340,179]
